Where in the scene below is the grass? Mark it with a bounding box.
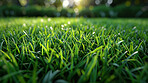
[0,17,148,83]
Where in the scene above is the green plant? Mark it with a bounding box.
[60,8,75,17]
[114,4,141,17]
[79,8,94,17]
[41,7,57,17]
[25,6,42,17]
[0,5,23,17]
[140,10,148,18]
[0,18,148,83]
[92,5,111,17]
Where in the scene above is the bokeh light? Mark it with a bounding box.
[74,0,81,6]
[63,0,69,8]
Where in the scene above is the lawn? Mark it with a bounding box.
[0,18,148,83]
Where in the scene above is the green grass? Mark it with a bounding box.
[0,17,148,83]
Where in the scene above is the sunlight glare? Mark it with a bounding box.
[63,0,69,8]
[74,0,81,6]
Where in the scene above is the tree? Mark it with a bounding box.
[53,0,62,8]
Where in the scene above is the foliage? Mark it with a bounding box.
[0,5,148,17]
[40,7,57,17]
[0,5,23,17]
[25,6,42,17]
[25,6,57,17]
[92,5,111,17]
[79,8,94,17]
[114,4,141,18]
[59,8,75,17]
[60,8,70,17]
[0,18,148,83]
[140,10,148,18]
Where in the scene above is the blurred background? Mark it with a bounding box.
[0,0,148,18]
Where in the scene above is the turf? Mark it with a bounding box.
[0,17,148,83]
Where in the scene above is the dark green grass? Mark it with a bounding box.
[0,17,148,83]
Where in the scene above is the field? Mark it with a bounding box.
[0,18,148,83]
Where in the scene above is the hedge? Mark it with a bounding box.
[0,5,147,18]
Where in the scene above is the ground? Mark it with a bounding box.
[0,18,148,83]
